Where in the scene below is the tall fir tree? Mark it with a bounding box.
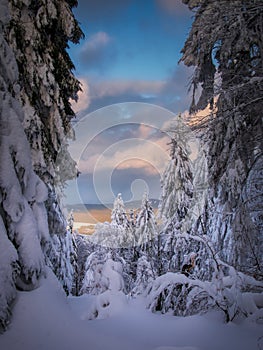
[135,192,158,256]
[0,0,83,329]
[181,0,263,275]
[111,193,128,227]
[158,118,194,273]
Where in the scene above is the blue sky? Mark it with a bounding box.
[70,0,192,81]
[65,0,195,206]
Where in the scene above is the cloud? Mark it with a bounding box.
[70,78,91,113]
[67,103,182,205]
[79,32,117,71]
[110,167,162,201]
[138,124,152,139]
[91,80,165,99]
[86,31,111,48]
[79,136,169,178]
[115,159,160,174]
[75,120,171,176]
[73,77,166,114]
[156,0,190,16]
[68,166,161,205]
[72,65,193,116]
[156,63,194,112]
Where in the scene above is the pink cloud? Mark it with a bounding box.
[115,159,160,176]
[138,124,153,139]
[92,80,165,98]
[70,78,91,113]
[71,78,166,113]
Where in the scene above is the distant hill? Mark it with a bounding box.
[67,199,160,212]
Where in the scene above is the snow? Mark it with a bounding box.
[0,216,18,328]
[0,268,262,350]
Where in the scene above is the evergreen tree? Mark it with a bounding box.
[181,0,263,275]
[0,0,83,329]
[4,0,84,292]
[158,118,194,274]
[67,210,74,234]
[111,193,129,227]
[80,251,109,296]
[158,132,193,226]
[132,254,156,296]
[135,192,158,254]
[92,194,135,249]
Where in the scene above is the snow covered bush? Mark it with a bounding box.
[132,254,156,296]
[147,267,263,322]
[147,237,263,323]
[80,252,127,320]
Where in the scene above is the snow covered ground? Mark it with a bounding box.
[0,268,262,350]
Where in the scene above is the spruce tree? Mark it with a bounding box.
[181,0,263,275]
[135,192,158,258]
[0,0,83,328]
[5,0,84,292]
[158,118,194,274]
[111,193,128,227]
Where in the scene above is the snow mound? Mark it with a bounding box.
[0,267,262,350]
[82,290,127,320]
[153,347,199,350]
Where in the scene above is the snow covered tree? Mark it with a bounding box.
[80,251,109,296]
[4,0,83,292]
[135,192,158,253]
[92,194,136,249]
[92,222,127,248]
[80,251,127,320]
[147,0,263,320]
[147,232,263,322]
[67,210,74,234]
[158,118,193,226]
[157,118,194,274]
[0,1,48,328]
[79,248,108,295]
[111,193,129,227]
[0,0,83,329]
[132,254,156,296]
[181,0,263,276]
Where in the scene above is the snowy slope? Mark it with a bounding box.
[0,268,262,350]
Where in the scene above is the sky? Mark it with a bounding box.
[64,0,195,206]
